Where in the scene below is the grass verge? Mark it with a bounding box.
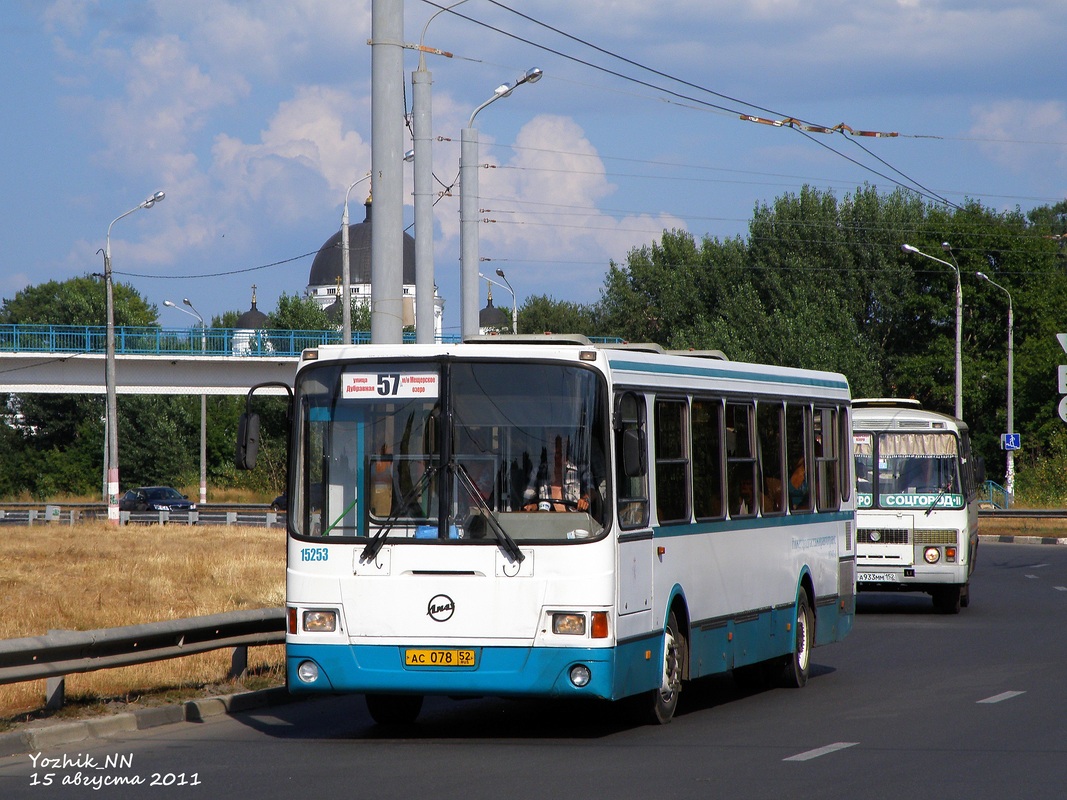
[0,522,284,732]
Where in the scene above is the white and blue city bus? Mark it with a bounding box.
[852,398,982,613]
[238,335,856,724]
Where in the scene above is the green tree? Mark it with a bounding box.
[518,295,603,337]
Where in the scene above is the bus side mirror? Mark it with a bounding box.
[236,412,261,470]
[622,428,646,477]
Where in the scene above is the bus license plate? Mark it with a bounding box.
[858,572,898,583]
[405,649,476,667]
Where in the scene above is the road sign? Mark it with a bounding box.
[1001,433,1021,451]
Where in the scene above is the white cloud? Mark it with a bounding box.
[968,100,1067,180]
[211,86,371,214]
[431,114,685,290]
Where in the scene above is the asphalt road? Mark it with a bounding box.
[2,540,1066,799]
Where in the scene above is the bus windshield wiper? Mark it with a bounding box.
[924,477,953,517]
[455,465,525,564]
[360,465,436,563]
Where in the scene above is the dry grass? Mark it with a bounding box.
[979,515,1067,538]
[0,522,285,730]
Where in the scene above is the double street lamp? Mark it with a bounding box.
[901,242,963,420]
[102,190,165,523]
[460,68,542,340]
[163,298,207,506]
[479,269,517,333]
[976,271,1015,506]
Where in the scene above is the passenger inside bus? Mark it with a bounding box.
[523,433,592,514]
[788,455,810,511]
[900,458,940,493]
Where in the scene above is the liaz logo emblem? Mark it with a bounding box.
[427,594,455,622]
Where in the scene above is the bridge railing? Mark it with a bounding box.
[0,323,355,357]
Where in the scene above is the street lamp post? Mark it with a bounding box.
[976,271,1015,506]
[102,190,165,524]
[479,270,517,334]
[163,298,208,506]
[901,243,963,420]
[341,173,372,345]
[460,68,542,340]
[411,2,468,343]
[496,268,517,335]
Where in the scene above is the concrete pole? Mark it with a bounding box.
[412,67,435,343]
[460,126,479,341]
[370,0,405,345]
[341,199,352,344]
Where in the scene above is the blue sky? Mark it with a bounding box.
[2,0,1065,337]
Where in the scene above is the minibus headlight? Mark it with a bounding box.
[303,610,337,632]
[297,661,319,683]
[923,547,941,564]
[552,613,586,635]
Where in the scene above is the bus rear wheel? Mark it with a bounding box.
[366,693,424,726]
[781,588,813,689]
[646,611,685,724]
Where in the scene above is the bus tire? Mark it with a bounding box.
[647,610,685,724]
[933,586,962,615]
[782,587,813,689]
[366,693,424,726]
[960,583,971,608]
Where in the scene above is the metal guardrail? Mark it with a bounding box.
[0,504,286,528]
[0,608,286,710]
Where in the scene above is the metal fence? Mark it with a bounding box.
[0,504,285,528]
[0,608,286,710]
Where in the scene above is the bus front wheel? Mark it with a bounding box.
[782,588,813,689]
[366,693,424,726]
[646,610,685,724]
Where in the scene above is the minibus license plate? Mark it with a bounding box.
[858,572,897,583]
[405,649,475,667]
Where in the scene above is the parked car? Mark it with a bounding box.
[270,492,287,512]
[119,486,197,512]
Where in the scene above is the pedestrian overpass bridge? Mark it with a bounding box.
[0,324,393,396]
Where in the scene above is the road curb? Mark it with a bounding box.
[0,687,292,758]
[979,534,1067,546]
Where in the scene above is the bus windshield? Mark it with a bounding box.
[855,431,962,509]
[291,359,608,543]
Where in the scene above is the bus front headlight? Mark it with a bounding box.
[923,547,941,564]
[303,610,337,632]
[552,613,586,635]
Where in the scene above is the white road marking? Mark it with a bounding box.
[1054,586,1067,592]
[977,691,1025,704]
[784,742,859,762]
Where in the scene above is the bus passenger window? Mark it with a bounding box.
[655,399,690,524]
[757,402,784,515]
[693,399,724,520]
[786,404,812,513]
[726,403,757,518]
[615,393,649,528]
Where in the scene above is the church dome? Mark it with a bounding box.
[308,198,416,288]
[235,291,268,329]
